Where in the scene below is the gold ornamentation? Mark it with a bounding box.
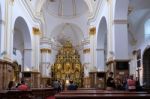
[52,41,83,87]
[32,27,42,35]
[40,48,51,53]
[89,27,96,36]
[83,48,90,54]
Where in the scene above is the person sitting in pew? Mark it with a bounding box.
[67,80,78,90]
[8,81,16,90]
[17,80,29,91]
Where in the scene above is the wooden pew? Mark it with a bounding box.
[0,90,8,99]
[55,94,150,99]
[6,90,33,99]
[59,90,148,94]
[0,88,55,99]
[32,88,55,99]
[55,90,150,99]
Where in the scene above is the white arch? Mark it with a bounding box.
[50,23,84,46]
[14,17,31,49]
[13,16,32,70]
[36,0,91,14]
[96,17,108,71]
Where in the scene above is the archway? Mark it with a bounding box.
[50,23,84,46]
[143,47,150,88]
[13,17,31,71]
[96,17,108,71]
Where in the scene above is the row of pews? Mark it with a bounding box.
[0,88,55,99]
[55,89,150,99]
[1,88,150,99]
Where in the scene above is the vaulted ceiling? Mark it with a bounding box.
[128,0,150,32]
[44,0,89,18]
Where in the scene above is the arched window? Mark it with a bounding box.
[145,19,150,41]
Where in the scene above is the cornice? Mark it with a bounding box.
[88,0,104,23]
[113,19,128,24]
[19,0,42,25]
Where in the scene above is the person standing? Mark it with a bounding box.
[106,72,115,90]
[127,75,136,91]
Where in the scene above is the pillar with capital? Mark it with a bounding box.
[96,48,105,71]
[23,49,32,71]
[40,48,51,77]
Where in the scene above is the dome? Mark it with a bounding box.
[45,0,89,18]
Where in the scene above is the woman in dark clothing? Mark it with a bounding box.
[8,81,16,90]
[106,72,115,90]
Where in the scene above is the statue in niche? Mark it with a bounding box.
[56,63,62,72]
[75,71,80,78]
[56,72,61,79]
[64,62,72,78]
[74,63,80,72]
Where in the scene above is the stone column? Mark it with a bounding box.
[89,26,96,71]
[0,19,5,57]
[32,27,41,72]
[82,38,91,88]
[23,49,32,71]
[40,48,51,87]
[112,20,129,60]
[4,0,14,61]
[40,48,51,77]
[31,27,41,88]
[96,49,105,71]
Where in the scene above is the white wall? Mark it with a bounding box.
[0,0,41,72]
[0,3,2,55]
[89,1,109,71]
[128,13,150,85]
[0,0,5,58]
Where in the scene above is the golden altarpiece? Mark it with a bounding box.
[51,41,83,87]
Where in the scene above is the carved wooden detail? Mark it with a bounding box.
[51,41,84,87]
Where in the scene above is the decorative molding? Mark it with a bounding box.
[113,19,128,24]
[88,0,104,23]
[3,55,12,62]
[20,0,42,25]
[23,49,32,51]
[32,27,42,35]
[89,26,96,36]
[40,48,51,53]
[83,48,90,54]
[96,48,104,51]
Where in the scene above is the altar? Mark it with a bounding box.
[51,41,83,87]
